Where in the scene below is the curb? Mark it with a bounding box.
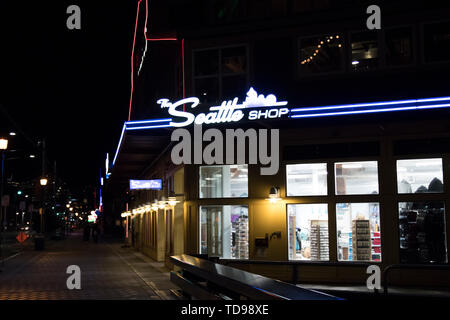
[0,251,22,264]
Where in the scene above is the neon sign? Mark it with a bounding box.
[129,179,163,190]
[157,87,289,127]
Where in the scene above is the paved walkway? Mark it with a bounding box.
[0,231,179,300]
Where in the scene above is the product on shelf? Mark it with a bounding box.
[352,219,371,261]
[232,216,248,259]
[310,220,329,261]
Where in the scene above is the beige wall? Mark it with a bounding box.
[128,118,450,286]
[180,119,450,286]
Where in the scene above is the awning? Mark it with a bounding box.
[107,122,172,186]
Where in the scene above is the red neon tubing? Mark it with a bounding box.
[128,0,142,121]
[128,0,184,120]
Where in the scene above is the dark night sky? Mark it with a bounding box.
[0,1,137,188]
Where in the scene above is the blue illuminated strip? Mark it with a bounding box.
[111,96,450,169]
[112,119,173,167]
[126,118,172,125]
[112,123,126,166]
[290,96,450,113]
[126,124,172,130]
[291,103,450,119]
[125,118,172,130]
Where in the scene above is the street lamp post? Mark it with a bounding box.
[34,176,48,251]
[40,178,48,234]
[0,138,8,269]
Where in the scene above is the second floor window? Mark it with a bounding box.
[193,45,248,103]
[424,21,450,63]
[299,34,345,75]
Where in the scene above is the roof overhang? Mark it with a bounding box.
[108,120,172,186]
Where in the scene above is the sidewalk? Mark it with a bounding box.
[0,231,179,300]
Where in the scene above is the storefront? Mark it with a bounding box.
[112,90,450,285]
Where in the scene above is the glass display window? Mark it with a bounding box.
[336,202,381,262]
[399,201,447,264]
[200,205,249,259]
[286,163,328,196]
[287,204,329,261]
[335,161,379,195]
[199,165,248,198]
[396,158,444,194]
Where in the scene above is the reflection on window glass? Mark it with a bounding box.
[399,202,447,263]
[222,75,247,100]
[288,204,329,261]
[299,34,344,74]
[200,205,249,259]
[200,165,248,198]
[194,49,219,76]
[194,78,219,103]
[385,27,413,66]
[286,163,327,196]
[424,21,450,63]
[194,45,248,101]
[335,161,379,195]
[222,46,246,74]
[397,158,443,194]
[336,203,381,262]
[351,31,379,71]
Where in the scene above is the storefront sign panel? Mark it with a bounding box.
[129,179,163,190]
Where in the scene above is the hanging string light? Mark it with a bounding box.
[301,35,342,65]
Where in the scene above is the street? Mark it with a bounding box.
[0,232,178,300]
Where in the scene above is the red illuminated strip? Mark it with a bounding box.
[128,0,142,121]
[182,38,185,112]
[147,37,178,41]
[128,0,184,120]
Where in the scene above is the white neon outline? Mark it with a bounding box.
[126,118,172,125]
[290,103,450,119]
[112,124,127,166]
[126,124,172,130]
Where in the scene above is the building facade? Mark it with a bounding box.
[106,0,450,286]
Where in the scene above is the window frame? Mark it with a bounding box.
[198,164,250,200]
[285,162,329,197]
[198,204,250,260]
[286,202,330,262]
[348,28,383,73]
[395,157,445,195]
[334,160,381,196]
[421,19,450,65]
[382,24,417,69]
[192,44,250,102]
[284,154,383,264]
[335,201,382,263]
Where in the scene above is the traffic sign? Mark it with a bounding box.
[16,232,28,243]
